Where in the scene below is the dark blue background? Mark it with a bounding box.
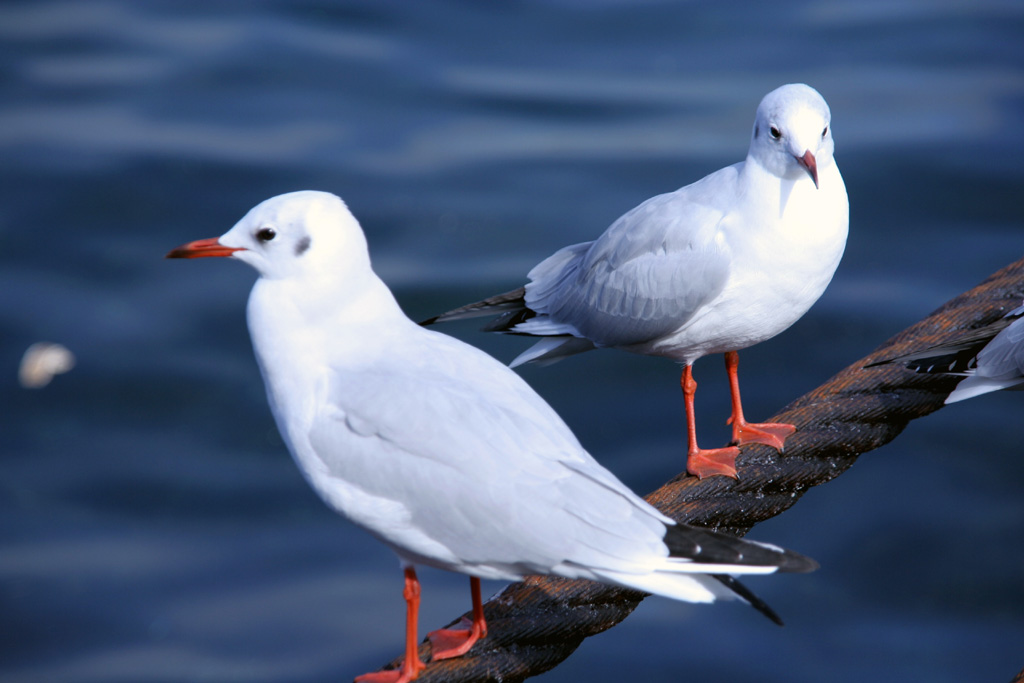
[2,2,1022,681]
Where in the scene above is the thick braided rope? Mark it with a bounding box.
[374,256,1024,682]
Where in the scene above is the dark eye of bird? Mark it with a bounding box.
[822,125,828,138]
[769,125,781,139]
[256,227,276,242]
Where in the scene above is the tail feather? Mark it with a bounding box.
[606,524,816,624]
[712,575,785,626]
[866,313,1018,374]
[510,336,596,368]
[586,565,791,625]
[481,307,536,333]
[422,286,598,368]
[663,523,819,574]
[419,287,526,326]
[867,341,986,375]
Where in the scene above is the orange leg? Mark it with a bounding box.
[723,351,795,451]
[427,576,488,660]
[681,364,741,479]
[355,567,427,683]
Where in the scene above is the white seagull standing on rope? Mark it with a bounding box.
[422,83,849,480]
[168,191,817,683]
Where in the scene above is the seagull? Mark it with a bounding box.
[422,84,849,480]
[870,303,1024,403]
[168,191,817,683]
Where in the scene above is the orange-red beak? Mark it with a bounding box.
[166,238,244,259]
[796,150,818,188]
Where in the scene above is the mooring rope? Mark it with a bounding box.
[372,256,1024,682]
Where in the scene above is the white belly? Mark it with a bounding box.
[632,169,848,363]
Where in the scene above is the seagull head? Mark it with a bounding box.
[166,191,371,283]
[749,83,834,189]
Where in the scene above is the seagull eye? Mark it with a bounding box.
[769,125,781,139]
[822,125,829,138]
[256,227,276,242]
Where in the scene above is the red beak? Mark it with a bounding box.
[166,237,244,259]
[797,150,819,188]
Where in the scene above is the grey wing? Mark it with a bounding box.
[945,316,1024,402]
[976,314,1024,381]
[308,335,670,577]
[523,190,732,348]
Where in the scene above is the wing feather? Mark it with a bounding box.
[307,330,671,577]
[524,187,732,348]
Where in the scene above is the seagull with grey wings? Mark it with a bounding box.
[423,83,849,479]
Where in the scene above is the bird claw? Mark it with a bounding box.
[428,616,486,661]
[686,446,740,479]
[354,657,426,683]
[731,421,796,451]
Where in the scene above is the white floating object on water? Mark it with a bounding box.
[19,342,75,388]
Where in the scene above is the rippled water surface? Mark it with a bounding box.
[2,2,1023,681]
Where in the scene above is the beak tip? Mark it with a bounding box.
[165,238,243,259]
[798,150,819,188]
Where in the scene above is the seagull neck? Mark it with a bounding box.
[741,153,822,217]
[253,268,405,334]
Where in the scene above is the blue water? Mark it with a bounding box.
[2,1,1023,681]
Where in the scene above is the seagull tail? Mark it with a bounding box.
[589,524,816,623]
[662,523,819,574]
[585,568,782,625]
[509,336,597,368]
[419,287,600,368]
[419,287,527,326]
[711,575,785,626]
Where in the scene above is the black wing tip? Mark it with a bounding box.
[866,348,980,374]
[663,524,819,574]
[480,307,537,333]
[775,550,819,574]
[866,317,1013,371]
[417,286,529,328]
[713,575,785,626]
